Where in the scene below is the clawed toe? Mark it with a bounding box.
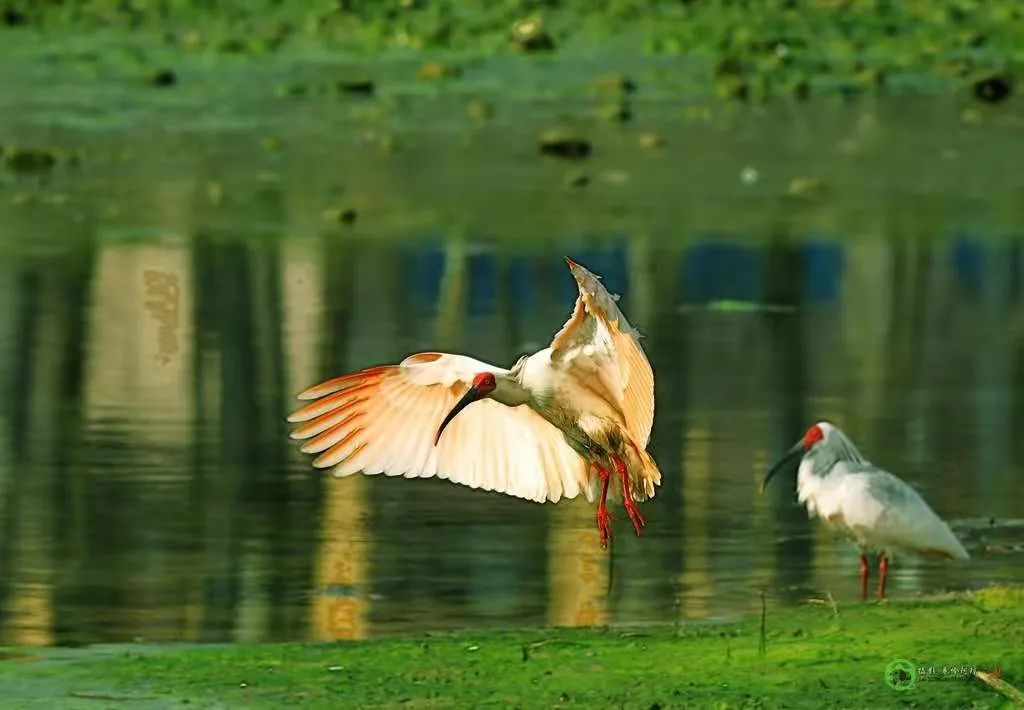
[624,502,646,536]
[596,507,616,549]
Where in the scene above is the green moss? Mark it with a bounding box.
[2,0,1022,102]
[1,588,1021,707]
[416,60,461,81]
[974,586,1024,610]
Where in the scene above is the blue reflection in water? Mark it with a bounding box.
[507,257,536,310]
[952,235,985,299]
[682,241,764,303]
[801,240,843,304]
[467,252,498,316]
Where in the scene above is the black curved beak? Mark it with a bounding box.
[434,386,480,445]
[760,441,804,493]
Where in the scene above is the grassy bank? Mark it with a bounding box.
[1,586,1022,708]
[1,0,1021,103]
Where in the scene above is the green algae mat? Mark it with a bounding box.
[1,0,1021,103]
[2,587,1022,708]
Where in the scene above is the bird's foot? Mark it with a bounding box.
[623,498,646,537]
[859,553,870,603]
[610,454,645,538]
[596,505,616,549]
[877,554,889,601]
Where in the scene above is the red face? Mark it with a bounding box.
[472,372,496,395]
[802,424,824,450]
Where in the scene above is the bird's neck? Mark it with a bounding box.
[796,457,815,489]
[804,453,835,479]
[490,373,532,407]
[796,456,841,506]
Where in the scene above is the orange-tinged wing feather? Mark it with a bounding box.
[550,260,655,447]
[288,353,590,504]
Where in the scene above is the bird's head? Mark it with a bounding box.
[759,422,833,493]
[434,372,497,445]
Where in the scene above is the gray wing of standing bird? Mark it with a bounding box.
[287,257,661,547]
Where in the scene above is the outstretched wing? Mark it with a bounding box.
[287,352,590,503]
[549,259,655,447]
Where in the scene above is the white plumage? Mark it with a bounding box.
[763,421,968,600]
[287,257,661,548]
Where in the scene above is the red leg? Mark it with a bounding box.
[878,554,888,601]
[859,554,870,602]
[612,455,645,537]
[594,461,615,549]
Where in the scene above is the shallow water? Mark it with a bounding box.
[1,63,1023,645]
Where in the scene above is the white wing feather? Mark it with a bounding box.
[287,352,590,504]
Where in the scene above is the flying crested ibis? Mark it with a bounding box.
[287,257,661,548]
[762,422,969,601]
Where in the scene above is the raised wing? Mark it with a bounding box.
[287,352,590,503]
[550,258,654,447]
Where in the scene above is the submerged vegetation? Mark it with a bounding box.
[1,587,1022,707]
[1,0,1021,102]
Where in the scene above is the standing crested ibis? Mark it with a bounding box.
[761,422,969,601]
[287,257,661,548]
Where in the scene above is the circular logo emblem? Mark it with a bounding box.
[884,659,917,691]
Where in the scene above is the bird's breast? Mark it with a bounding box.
[517,348,628,456]
[797,460,842,519]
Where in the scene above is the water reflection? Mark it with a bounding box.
[0,215,1022,647]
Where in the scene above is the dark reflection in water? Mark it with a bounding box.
[1,222,1022,647]
[2,105,1024,645]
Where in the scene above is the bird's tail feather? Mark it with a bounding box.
[583,439,661,503]
[624,439,661,502]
